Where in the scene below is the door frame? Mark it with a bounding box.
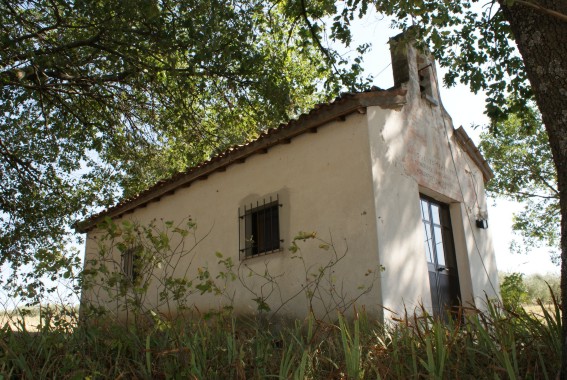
[420,195,461,318]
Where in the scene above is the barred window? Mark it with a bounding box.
[121,247,141,281]
[239,196,282,259]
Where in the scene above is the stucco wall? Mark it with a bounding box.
[81,42,500,323]
[82,112,384,321]
[367,43,500,319]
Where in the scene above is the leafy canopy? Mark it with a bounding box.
[480,105,559,262]
[299,0,532,120]
[2,0,555,303]
[0,0,371,301]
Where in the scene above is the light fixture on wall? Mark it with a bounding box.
[476,219,488,229]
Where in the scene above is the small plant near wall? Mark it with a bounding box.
[498,271,560,314]
[287,231,384,319]
[81,217,384,325]
[81,216,236,324]
[235,230,384,321]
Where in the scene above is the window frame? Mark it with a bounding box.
[420,197,454,267]
[239,195,283,260]
[121,246,141,282]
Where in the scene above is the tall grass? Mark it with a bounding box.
[0,299,561,379]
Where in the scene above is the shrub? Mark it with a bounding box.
[500,272,528,310]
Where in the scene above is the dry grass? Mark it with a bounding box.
[0,306,77,331]
[523,303,556,314]
[0,301,561,379]
[0,313,42,331]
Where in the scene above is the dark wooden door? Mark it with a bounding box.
[420,197,461,319]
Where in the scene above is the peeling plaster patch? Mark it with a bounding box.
[404,140,462,201]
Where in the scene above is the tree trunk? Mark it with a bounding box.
[499,1,567,377]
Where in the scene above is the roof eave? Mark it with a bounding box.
[75,88,407,233]
[453,126,494,183]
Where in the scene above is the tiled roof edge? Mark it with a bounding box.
[75,88,407,233]
[453,126,494,183]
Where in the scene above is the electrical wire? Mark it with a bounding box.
[428,60,499,296]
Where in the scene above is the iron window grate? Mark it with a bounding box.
[239,195,282,260]
[121,246,141,282]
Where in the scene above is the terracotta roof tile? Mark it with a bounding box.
[75,87,409,232]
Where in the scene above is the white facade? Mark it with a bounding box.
[79,39,500,322]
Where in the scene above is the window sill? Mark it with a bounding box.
[240,246,284,261]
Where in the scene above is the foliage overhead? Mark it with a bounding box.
[2,0,565,317]
[480,105,559,262]
[0,0,371,300]
[305,0,533,121]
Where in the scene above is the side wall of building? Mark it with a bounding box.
[82,111,384,321]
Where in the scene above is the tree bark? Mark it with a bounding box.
[499,1,567,377]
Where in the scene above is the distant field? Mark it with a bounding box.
[0,307,77,331]
[0,303,558,331]
[523,303,558,317]
[0,310,42,331]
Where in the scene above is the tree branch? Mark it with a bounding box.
[514,0,567,23]
[535,172,560,196]
[512,191,558,200]
[0,137,49,188]
[298,0,340,77]
[6,23,61,45]
[11,32,103,62]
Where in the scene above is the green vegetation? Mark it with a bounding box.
[2,0,566,376]
[0,0,371,300]
[80,220,383,325]
[500,272,529,311]
[500,271,560,309]
[480,106,559,263]
[1,220,561,378]
[0,220,561,378]
[0,300,561,379]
